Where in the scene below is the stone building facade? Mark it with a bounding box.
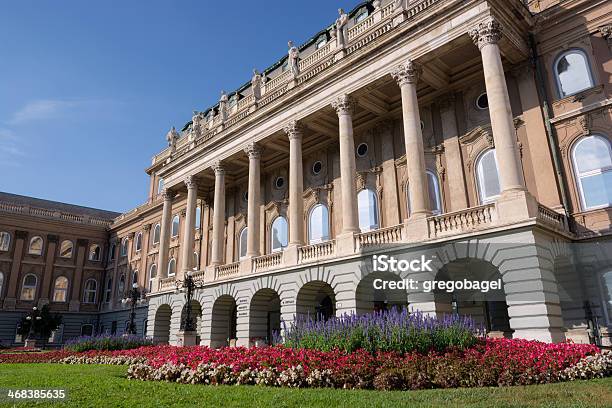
[1,0,611,347]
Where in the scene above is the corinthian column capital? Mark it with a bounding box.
[184,175,198,190]
[212,161,225,175]
[161,189,175,201]
[244,142,263,159]
[283,120,304,140]
[331,94,356,116]
[391,59,421,86]
[469,17,502,50]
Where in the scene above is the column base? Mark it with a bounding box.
[284,244,300,266]
[3,297,16,310]
[404,215,430,241]
[496,189,538,224]
[512,328,566,343]
[68,300,80,312]
[177,330,198,346]
[565,327,592,344]
[336,231,358,256]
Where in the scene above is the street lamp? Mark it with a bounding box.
[25,306,43,346]
[122,283,144,335]
[175,270,205,332]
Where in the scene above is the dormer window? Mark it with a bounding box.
[315,35,327,50]
[228,94,239,108]
[354,7,369,24]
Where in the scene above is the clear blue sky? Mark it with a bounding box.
[0,0,359,213]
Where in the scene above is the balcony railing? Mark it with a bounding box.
[215,262,240,279]
[428,204,496,237]
[159,277,176,291]
[299,240,336,263]
[0,200,114,228]
[537,204,568,232]
[253,252,283,273]
[357,224,403,249]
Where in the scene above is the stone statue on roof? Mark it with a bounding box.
[219,91,229,121]
[191,111,203,136]
[287,41,300,78]
[251,69,262,99]
[166,126,179,152]
[335,8,349,48]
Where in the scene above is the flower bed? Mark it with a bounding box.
[284,309,480,353]
[1,339,610,390]
[64,334,153,352]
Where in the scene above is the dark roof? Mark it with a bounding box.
[0,192,120,220]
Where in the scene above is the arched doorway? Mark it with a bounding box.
[153,304,172,344]
[249,289,281,345]
[296,281,336,321]
[211,295,237,348]
[436,258,511,336]
[180,300,203,344]
[356,271,408,315]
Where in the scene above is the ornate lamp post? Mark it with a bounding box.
[175,270,205,345]
[122,283,144,335]
[24,306,43,348]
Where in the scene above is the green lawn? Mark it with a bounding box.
[0,364,610,408]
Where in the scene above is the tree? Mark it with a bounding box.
[17,305,62,345]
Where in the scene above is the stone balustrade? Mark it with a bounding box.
[428,204,496,237]
[357,224,404,249]
[298,240,336,263]
[215,262,240,279]
[159,277,176,291]
[537,204,568,232]
[299,41,333,71]
[0,200,114,228]
[253,252,283,273]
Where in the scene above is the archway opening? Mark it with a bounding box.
[436,258,511,337]
[211,295,237,348]
[296,281,336,321]
[249,289,281,345]
[153,304,172,344]
[356,271,408,315]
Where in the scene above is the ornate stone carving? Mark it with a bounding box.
[251,69,262,100]
[143,223,151,232]
[391,59,421,86]
[469,17,502,50]
[331,94,355,116]
[335,8,349,48]
[287,41,300,78]
[161,189,175,201]
[283,120,303,140]
[244,142,262,159]
[600,24,612,49]
[212,161,225,175]
[184,175,197,190]
[166,127,179,151]
[577,114,591,136]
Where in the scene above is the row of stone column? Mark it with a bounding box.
[154,17,526,283]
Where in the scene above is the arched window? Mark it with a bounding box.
[354,7,369,23]
[109,244,116,261]
[426,170,443,215]
[89,244,101,261]
[83,279,97,303]
[20,274,37,300]
[476,149,501,204]
[271,216,288,252]
[104,278,112,303]
[0,231,10,252]
[135,232,142,252]
[59,240,73,258]
[0,272,4,297]
[118,275,125,296]
[308,204,330,244]
[554,49,594,98]
[315,35,327,50]
[152,223,161,244]
[120,238,128,257]
[572,135,612,210]
[148,264,157,292]
[358,189,379,232]
[28,236,43,256]
[195,207,201,230]
[239,227,248,260]
[132,270,138,286]
[80,324,94,336]
[52,276,68,302]
[167,258,176,276]
[193,252,199,270]
[171,215,180,237]
[157,177,164,194]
